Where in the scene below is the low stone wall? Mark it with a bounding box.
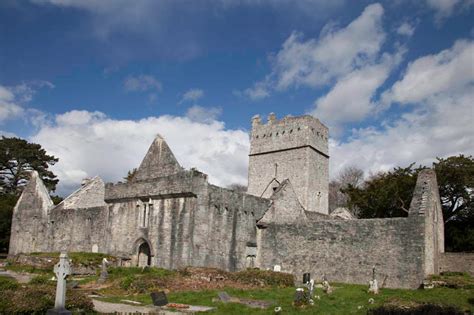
[439,252,474,275]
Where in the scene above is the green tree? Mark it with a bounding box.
[435,155,474,252]
[0,137,60,253]
[0,137,59,193]
[124,168,137,183]
[0,194,18,252]
[434,155,474,222]
[343,155,474,252]
[343,164,423,219]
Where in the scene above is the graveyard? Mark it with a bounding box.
[0,252,473,314]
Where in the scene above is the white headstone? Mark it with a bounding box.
[273,265,281,272]
[92,244,99,253]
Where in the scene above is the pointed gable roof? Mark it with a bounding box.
[257,179,308,226]
[14,171,53,216]
[58,176,106,210]
[133,135,183,181]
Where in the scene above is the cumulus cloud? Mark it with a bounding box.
[425,0,473,22]
[0,81,54,124]
[0,86,23,122]
[246,3,385,97]
[124,74,162,92]
[180,88,204,103]
[311,50,404,135]
[243,82,270,101]
[330,88,474,178]
[30,110,249,196]
[383,39,474,104]
[185,105,222,123]
[396,22,416,37]
[331,39,474,179]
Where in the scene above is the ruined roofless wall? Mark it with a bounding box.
[257,217,425,289]
[42,165,269,271]
[256,170,444,289]
[248,114,329,214]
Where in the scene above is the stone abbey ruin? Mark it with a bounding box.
[9,114,447,289]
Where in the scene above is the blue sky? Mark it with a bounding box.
[0,0,473,196]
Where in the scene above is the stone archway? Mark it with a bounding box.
[137,241,152,267]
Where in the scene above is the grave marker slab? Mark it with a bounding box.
[150,291,168,306]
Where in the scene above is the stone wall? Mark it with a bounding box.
[9,171,52,255]
[256,169,445,289]
[248,114,329,214]
[256,217,425,289]
[439,253,474,275]
[37,169,269,272]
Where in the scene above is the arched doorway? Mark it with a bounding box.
[137,242,151,267]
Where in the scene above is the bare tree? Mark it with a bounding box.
[329,166,364,214]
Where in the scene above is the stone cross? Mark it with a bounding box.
[47,252,72,315]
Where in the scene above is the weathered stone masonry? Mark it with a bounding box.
[9,114,447,288]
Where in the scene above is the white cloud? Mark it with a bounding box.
[124,74,162,92]
[425,0,473,21]
[180,88,204,103]
[185,105,222,123]
[384,40,474,105]
[0,86,23,122]
[248,3,385,96]
[30,111,249,196]
[330,88,474,179]
[0,82,54,124]
[243,82,270,101]
[331,39,474,179]
[396,22,415,37]
[311,52,403,135]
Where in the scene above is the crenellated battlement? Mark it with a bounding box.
[249,113,328,157]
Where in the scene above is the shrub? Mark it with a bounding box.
[368,303,464,315]
[30,274,53,285]
[0,276,19,291]
[0,285,94,314]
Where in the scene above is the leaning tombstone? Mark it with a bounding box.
[151,291,168,306]
[97,257,109,284]
[47,252,72,315]
[322,276,332,295]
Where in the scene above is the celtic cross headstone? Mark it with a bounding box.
[47,252,72,315]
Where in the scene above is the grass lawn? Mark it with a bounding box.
[98,283,474,314]
[4,255,473,314]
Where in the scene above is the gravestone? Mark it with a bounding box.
[218,291,231,303]
[98,258,109,284]
[368,267,379,294]
[322,280,332,294]
[293,288,306,306]
[150,291,168,306]
[47,252,72,315]
[303,273,310,284]
[273,265,281,272]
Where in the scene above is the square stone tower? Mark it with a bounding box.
[247,113,329,214]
